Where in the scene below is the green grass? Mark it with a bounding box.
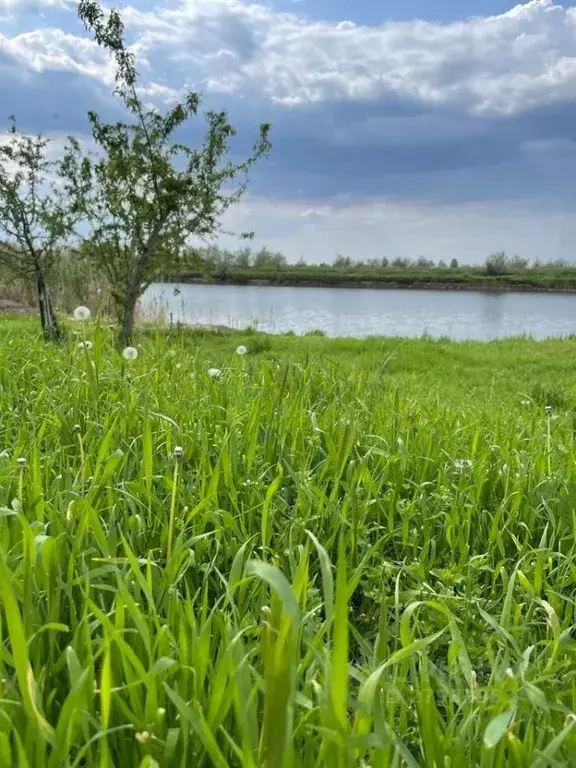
[0,315,575,766]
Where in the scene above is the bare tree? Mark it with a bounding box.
[0,118,75,340]
[60,0,271,347]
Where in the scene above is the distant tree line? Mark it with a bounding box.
[178,246,575,278]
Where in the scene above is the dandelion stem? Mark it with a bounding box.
[546,412,552,476]
[76,432,85,483]
[17,468,24,508]
[167,460,180,562]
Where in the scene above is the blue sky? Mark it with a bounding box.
[2,0,576,263]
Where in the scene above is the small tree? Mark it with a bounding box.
[60,0,271,346]
[450,258,459,269]
[234,247,252,269]
[253,247,286,270]
[508,254,528,270]
[485,251,509,276]
[0,118,75,340]
[333,254,352,269]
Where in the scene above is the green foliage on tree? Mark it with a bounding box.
[333,254,352,269]
[253,247,286,269]
[60,0,271,346]
[0,118,77,340]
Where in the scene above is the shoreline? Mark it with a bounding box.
[168,277,576,295]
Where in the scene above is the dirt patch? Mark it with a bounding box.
[0,298,36,314]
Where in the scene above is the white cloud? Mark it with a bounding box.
[0,27,115,82]
[3,1,576,115]
[117,0,576,114]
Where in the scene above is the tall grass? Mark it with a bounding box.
[0,319,574,766]
[0,256,112,315]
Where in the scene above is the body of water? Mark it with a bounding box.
[142,282,576,341]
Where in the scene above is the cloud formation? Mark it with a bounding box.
[0,26,113,80]
[1,0,576,262]
[4,0,576,114]
[120,0,576,114]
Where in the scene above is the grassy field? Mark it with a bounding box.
[0,315,575,766]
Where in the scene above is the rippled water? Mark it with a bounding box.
[142,282,576,340]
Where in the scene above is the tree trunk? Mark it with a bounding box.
[36,272,63,342]
[116,289,139,348]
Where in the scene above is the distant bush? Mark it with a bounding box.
[485,252,510,276]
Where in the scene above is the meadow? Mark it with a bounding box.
[0,314,575,766]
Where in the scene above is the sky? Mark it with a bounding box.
[2,0,576,263]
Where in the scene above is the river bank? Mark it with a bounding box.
[173,274,576,294]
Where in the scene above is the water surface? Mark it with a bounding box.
[142,283,576,340]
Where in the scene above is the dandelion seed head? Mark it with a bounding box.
[72,424,81,434]
[236,345,248,356]
[122,346,138,361]
[78,341,93,350]
[73,306,91,321]
[545,405,553,414]
[17,457,26,467]
[173,445,183,461]
[208,368,222,379]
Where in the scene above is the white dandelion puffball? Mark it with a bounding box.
[208,368,222,379]
[122,346,138,361]
[236,345,248,356]
[73,306,91,321]
[78,340,93,350]
[17,457,27,468]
